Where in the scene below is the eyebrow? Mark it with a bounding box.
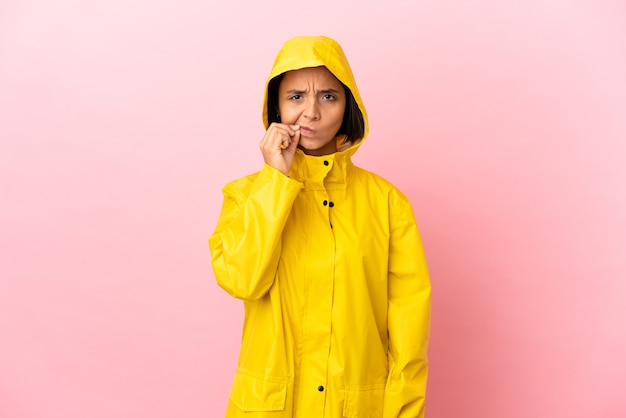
[285,88,341,95]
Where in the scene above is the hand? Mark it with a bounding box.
[259,123,301,176]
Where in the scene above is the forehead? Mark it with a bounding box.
[280,66,342,89]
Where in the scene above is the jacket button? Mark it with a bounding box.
[323,160,329,166]
[318,385,324,392]
[323,200,328,206]
[329,201,335,208]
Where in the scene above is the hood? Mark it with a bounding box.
[262,36,369,152]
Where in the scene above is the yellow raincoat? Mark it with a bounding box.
[209,36,431,417]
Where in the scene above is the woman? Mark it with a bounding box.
[209,36,431,417]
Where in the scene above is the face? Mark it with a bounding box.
[278,66,346,156]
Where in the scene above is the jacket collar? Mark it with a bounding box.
[289,146,356,191]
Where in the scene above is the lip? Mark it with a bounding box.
[299,126,316,135]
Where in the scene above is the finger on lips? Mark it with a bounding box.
[262,123,300,151]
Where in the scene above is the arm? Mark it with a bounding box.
[383,197,431,418]
[208,164,302,300]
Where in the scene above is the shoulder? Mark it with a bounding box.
[222,164,286,194]
[221,170,261,204]
[223,171,260,192]
[351,166,411,208]
[221,165,302,204]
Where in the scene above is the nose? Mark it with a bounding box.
[302,97,320,120]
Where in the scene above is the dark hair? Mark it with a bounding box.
[266,72,365,145]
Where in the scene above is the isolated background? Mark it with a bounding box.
[1,0,625,417]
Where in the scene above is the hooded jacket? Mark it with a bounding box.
[209,36,431,418]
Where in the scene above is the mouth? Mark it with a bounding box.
[300,126,316,136]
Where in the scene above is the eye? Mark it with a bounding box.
[289,94,302,100]
[323,94,336,101]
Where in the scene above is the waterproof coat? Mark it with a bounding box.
[209,36,431,418]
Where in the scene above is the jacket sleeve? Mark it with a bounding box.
[208,164,303,300]
[383,196,431,418]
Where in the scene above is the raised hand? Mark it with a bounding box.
[259,123,301,176]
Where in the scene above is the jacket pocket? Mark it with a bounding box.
[343,384,385,417]
[229,369,288,412]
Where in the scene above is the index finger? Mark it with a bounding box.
[270,122,296,136]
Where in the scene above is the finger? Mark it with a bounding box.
[280,133,292,150]
[279,125,299,149]
[261,127,290,151]
[287,129,300,151]
[271,122,296,136]
[271,126,294,146]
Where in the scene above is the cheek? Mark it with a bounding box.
[279,104,299,121]
[332,107,346,127]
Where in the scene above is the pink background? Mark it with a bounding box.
[1,0,625,417]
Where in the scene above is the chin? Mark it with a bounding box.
[298,141,318,150]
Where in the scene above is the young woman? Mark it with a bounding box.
[209,36,431,418]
